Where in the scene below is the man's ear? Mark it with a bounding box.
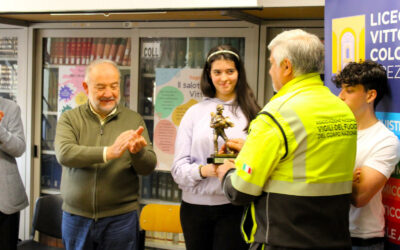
[282,58,293,76]
[367,89,377,104]
[83,82,89,95]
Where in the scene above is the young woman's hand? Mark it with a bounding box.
[200,164,218,178]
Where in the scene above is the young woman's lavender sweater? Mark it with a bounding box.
[171,97,248,205]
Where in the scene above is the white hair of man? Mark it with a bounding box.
[84,59,121,84]
[268,29,324,77]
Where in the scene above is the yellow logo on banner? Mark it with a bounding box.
[332,15,365,74]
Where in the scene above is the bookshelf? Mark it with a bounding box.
[0,56,17,60]
[45,37,132,67]
[0,37,18,101]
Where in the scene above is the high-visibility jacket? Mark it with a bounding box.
[222,73,357,248]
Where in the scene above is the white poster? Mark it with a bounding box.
[153,68,203,170]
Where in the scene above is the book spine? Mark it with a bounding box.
[70,38,77,65]
[0,38,17,57]
[54,38,61,64]
[123,74,130,106]
[150,172,158,199]
[75,38,82,65]
[65,38,71,65]
[122,38,131,66]
[108,38,120,61]
[86,38,93,64]
[80,38,88,65]
[141,175,152,199]
[52,158,62,189]
[177,39,186,68]
[188,38,196,68]
[90,38,98,62]
[115,38,127,65]
[172,181,181,202]
[102,38,112,60]
[58,38,66,65]
[96,38,105,59]
[194,39,204,68]
[158,172,167,200]
[49,38,56,64]
[166,174,173,201]
[41,155,52,189]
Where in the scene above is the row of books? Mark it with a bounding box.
[0,81,17,91]
[0,63,17,90]
[0,92,16,101]
[141,171,182,202]
[45,37,131,66]
[121,74,131,108]
[144,119,154,142]
[0,37,17,57]
[41,154,62,190]
[42,36,243,70]
[145,231,185,247]
[43,69,58,112]
[1,63,17,74]
[42,115,57,151]
[140,37,245,73]
[138,77,154,118]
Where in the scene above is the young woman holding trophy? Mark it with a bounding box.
[171,45,260,250]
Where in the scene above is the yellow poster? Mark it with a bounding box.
[332,15,365,73]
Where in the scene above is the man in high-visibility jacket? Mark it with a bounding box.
[217,29,357,249]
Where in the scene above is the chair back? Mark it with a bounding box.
[139,204,182,233]
[31,194,63,239]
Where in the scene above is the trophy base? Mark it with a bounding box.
[207,154,236,164]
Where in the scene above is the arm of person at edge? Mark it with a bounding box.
[171,109,217,189]
[351,166,388,208]
[351,138,400,207]
[352,137,400,207]
[351,137,400,207]
[0,107,26,157]
[216,116,285,205]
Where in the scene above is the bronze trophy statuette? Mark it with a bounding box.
[207,104,237,164]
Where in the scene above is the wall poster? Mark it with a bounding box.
[57,65,87,117]
[153,68,203,171]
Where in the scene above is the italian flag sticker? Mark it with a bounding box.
[242,163,252,174]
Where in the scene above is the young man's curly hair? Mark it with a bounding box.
[332,60,389,108]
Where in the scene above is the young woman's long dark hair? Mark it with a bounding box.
[200,45,260,131]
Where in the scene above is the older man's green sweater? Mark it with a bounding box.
[55,102,157,219]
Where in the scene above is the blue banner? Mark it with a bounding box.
[325,0,400,129]
[325,2,400,247]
